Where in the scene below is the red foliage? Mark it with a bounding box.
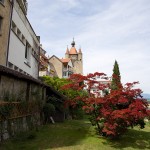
[62,73,150,138]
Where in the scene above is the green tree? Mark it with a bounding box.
[41,76,70,92]
[111,60,122,90]
[42,76,87,119]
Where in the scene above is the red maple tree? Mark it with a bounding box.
[62,73,150,138]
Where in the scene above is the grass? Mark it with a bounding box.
[0,120,150,150]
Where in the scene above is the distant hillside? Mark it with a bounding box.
[142,93,150,100]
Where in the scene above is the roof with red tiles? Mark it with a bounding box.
[60,58,71,63]
[69,47,78,54]
[65,47,69,54]
[69,38,78,54]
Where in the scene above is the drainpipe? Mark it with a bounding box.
[6,0,14,66]
[38,44,40,79]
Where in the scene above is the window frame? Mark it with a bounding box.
[25,41,30,60]
[25,41,32,68]
[63,71,67,77]
[24,41,31,67]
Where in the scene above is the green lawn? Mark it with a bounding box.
[0,119,150,150]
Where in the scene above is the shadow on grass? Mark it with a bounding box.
[0,120,91,150]
[103,129,150,149]
[1,120,150,150]
[42,121,91,149]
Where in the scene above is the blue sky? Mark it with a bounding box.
[27,0,150,93]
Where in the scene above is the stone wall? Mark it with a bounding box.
[0,65,67,141]
[0,72,46,103]
[0,114,41,141]
[0,65,46,141]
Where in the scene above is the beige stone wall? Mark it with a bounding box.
[73,60,83,75]
[0,0,11,65]
[49,56,63,78]
[78,53,82,61]
[67,53,83,75]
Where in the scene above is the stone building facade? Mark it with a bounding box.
[0,0,12,66]
[49,55,74,78]
[49,39,83,78]
[65,39,83,75]
[49,55,64,78]
[39,46,57,77]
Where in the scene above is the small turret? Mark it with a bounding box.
[78,47,82,54]
[78,47,82,61]
[65,46,69,58]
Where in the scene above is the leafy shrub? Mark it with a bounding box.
[43,103,55,123]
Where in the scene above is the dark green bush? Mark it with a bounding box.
[43,103,55,123]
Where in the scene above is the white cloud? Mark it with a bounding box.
[27,0,150,93]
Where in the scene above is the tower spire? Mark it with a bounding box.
[78,46,82,53]
[65,45,69,54]
[71,37,75,47]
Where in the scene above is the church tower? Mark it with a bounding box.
[65,39,83,75]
